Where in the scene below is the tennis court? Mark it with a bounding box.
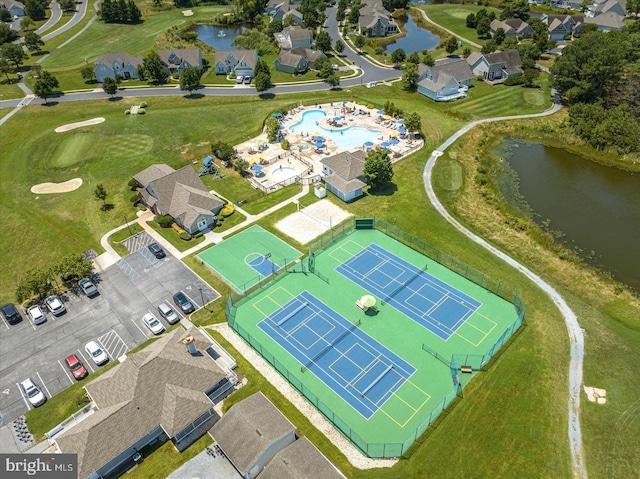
[197,225,302,292]
[336,243,481,340]
[259,291,417,419]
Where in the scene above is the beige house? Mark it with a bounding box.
[321,150,368,202]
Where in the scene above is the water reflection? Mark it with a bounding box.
[385,13,439,53]
[195,24,247,50]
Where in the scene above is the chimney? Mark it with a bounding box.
[182,335,197,355]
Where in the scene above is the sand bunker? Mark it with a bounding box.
[583,386,607,405]
[182,9,193,16]
[55,117,105,133]
[31,178,83,194]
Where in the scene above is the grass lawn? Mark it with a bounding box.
[419,4,502,46]
[241,183,302,215]
[0,79,25,100]
[146,221,206,251]
[107,225,138,256]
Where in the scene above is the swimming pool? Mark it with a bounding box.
[289,110,382,149]
[271,166,298,182]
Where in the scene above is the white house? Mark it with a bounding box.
[321,150,368,202]
[417,58,473,101]
[274,25,314,50]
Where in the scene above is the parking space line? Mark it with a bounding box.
[36,371,51,399]
[182,290,199,310]
[98,330,129,360]
[132,317,151,340]
[57,360,74,384]
[77,350,95,373]
[16,382,30,410]
[26,314,37,330]
[1,317,9,329]
[166,298,185,320]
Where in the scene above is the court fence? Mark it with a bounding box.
[225,217,526,458]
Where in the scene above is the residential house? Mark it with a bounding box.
[274,25,314,50]
[489,18,533,38]
[211,392,297,479]
[94,52,143,82]
[54,328,235,479]
[214,49,258,78]
[358,2,398,37]
[134,164,224,234]
[320,150,368,202]
[266,0,303,24]
[467,50,523,82]
[274,48,325,73]
[158,48,203,75]
[259,437,347,479]
[585,11,625,31]
[417,58,474,102]
[0,0,24,17]
[586,0,626,17]
[546,14,584,40]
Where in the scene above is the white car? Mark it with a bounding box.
[44,295,66,316]
[85,341,109,366]
[142,312,165,335]
[26,305,46,325]
[157,302,179,324]
[20,378,46,407]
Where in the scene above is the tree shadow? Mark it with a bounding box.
[258,92,276,100]
[41,101,60,107]
[185,93,205,99]
[101,203,115,211]
[367,182,398,197]
[107,96,123,102]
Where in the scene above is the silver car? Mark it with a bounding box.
[44,295,66,316]
[26,305,46,325]
[157,302,179,324]
[20,378,46,407]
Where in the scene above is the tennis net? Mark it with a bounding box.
[382,263,428,304]
[301,319,361,372]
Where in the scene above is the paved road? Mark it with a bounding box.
[422,99,587,479]
[36,1,62,36]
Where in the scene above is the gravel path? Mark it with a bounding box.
[422,102,587,478]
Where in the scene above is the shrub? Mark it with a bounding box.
[220,204,235,217]
[504,76,526,86]
[154,214,173,226]
[193,231,203,238]
[129,194,139,204]
[139,101,147,108]
[127,178,138,187]
[138,205,147,211]
[125,110,130,115]
[280,138,290,150]
[179,232,191,241]
[137,108,146,115]
[171,222,187,235]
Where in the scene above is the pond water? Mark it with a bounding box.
[385,14,440,54]
[194,24,247,50]
[500,140,640,291]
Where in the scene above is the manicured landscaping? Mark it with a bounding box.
[419,4,502,46]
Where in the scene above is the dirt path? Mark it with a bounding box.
[422,102,587,478]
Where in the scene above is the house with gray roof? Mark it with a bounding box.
[134,164,224,234]
[321,150,368,202]
[94,52,144,82]
[211,392,297,479]
[546,14,584,40]
[586,0,626,17]
[274,25,314,50]
[214,49,258,78]
[0,0,24,16]
[158,48,203,75]
[358,2,398,37]
[259,437,346,479]
[266,0,303,23]
[489,18,532,38]
[584,11,625,31]
[274,48,325,73]
[417,58,473,101]
[54,328,234,479]
[467,50,522,82]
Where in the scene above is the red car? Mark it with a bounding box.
[65,354,89,380]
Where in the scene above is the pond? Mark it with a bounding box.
[194,24,247,50]
[385,13,440,54]
[499,140,640,291]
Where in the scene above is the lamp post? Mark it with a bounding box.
[198,287,205,311]
[49,267,59,288]
[123,214,133,235]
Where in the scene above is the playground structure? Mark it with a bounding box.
[198,156,221,177]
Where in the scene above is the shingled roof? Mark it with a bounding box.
[259,437,346,479]
[95,51,144,68]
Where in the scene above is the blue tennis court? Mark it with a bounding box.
[259,291,415,419]
[248,254,281,277]
[336,244,482,340]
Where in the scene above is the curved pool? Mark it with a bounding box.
[271,166,298,182]
[289,110,382,149]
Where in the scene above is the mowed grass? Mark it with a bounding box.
[420,4,502,46]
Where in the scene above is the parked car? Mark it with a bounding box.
[20,378,46,407]
[85,341,109,366]
[1,303,22,324]
[157,302,179,324]
[78,278,99,297]
[142,312,165,335]
[44,295,66,316]
[64,354,89,380]
[244,76,252,84]
[147,242,166,259]
[173,291,195,314]
[332,64,339,71]
[26,305,46,325]
[236,76,244,84]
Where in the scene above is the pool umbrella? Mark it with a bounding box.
[364,141,374,147]
[382,115,392,120]
[389,131,398,137]
[360,295,376,308]
[249,158,257,164]
[313,136,325,142]
[256,139,265,145]
[313,131,321,136]
[280,125,285,130]
[380,141,391,148]
[251,164,262,171]
[376,110,385,115]
[389,138,400,145]
[272,112,282,117]
[314,142,325,148]
[342,100,348,104]
[333,116,341,121]
[398,127,407,134]
[396,119,404,124]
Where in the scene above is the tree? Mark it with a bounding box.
[517,42,541,62]
[20,16,36,31]
[522,68,540,87]
[15,268,54,303]
[53,254,94,284]
[254,59,270,76]
[0,57,12,82]
[211,140,237,162]
[493,27,506,46]
[406,52,420,64]
[445,37,458,55]
[481,40,497,54]
[401,62,419,91]
[59,0,75,11]
[142,51,167,84]
[0,8,11,22]
[267,18,283,36]
[348,4,361,24]
[265,116,280,142]
[390,48,406,64]
[315,30,332,53]
[25,0,46,20]
[24,31,44,53]
[354,35,366,51]
[466,13,476,29]
[1,43,27,70]
[462,47,471,58]
[335,39,345,56]
[80,65,96,82]
[326,73,340,89]
[255,71,271,92]
[94,184,108,207]
[421,53,435,66]
[1,23,19,45]
[102,76,118,96]
[33,71,59,103]
[180,66,201,95]
[476,16,491,38]
[404,112,422,138]
[363,150,394,190]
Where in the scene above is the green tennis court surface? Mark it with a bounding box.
[197,225,302,292]
[229,228,523,457]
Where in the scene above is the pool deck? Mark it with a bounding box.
[235,102,424,191]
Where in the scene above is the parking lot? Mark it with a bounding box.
[0,244,219,426]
